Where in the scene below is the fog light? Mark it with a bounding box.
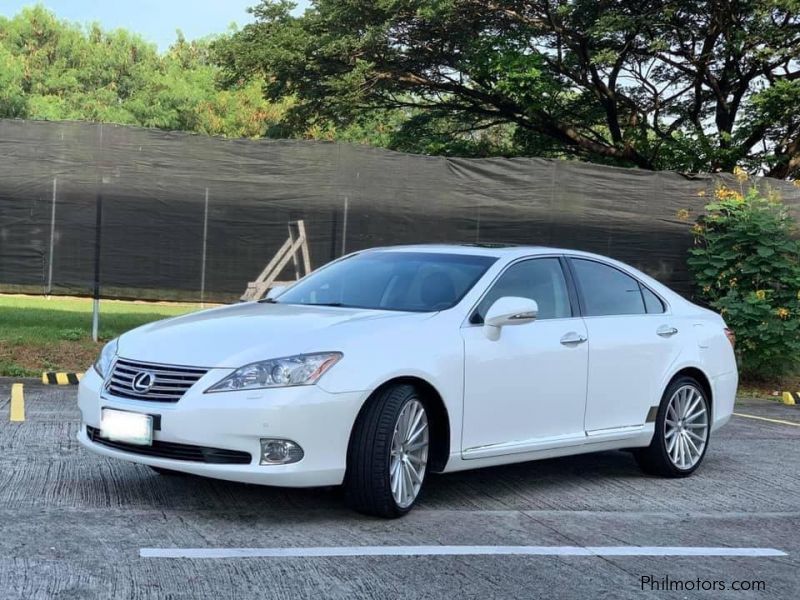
[260,438,304,465]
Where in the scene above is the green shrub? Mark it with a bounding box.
[688,181,800,380]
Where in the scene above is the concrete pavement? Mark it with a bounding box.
[1,383,798,599]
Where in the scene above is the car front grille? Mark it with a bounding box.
[86,426,252,464]
[105,358,208,402]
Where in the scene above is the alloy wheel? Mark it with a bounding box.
[389,399,429,508]
[664,384,709,470]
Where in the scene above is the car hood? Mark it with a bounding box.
[117,302,434,368]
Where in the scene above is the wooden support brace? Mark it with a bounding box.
[241,220,313,301]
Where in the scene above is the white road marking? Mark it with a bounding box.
[733,412,800,427]
[140,545,787,559]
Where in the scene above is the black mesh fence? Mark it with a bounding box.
[1,119,798,303]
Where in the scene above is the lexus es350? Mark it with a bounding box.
[78,245,738,517]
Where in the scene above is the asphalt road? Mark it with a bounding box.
[1,381,798,599]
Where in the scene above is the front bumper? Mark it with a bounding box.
[77,368,366,487]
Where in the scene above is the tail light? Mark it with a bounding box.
[724,327,736,349]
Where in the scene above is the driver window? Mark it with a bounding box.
[472,258,571,323]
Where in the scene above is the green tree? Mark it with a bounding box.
[0,45,26,117]
[0,6,285,137]
[214,0,800,176]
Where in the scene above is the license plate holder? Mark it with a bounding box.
[100,408,153,446]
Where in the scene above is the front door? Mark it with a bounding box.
[461,257,589,457]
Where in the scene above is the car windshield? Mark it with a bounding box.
[272,251,497,312]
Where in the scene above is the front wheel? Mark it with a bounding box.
[148,466,186,476]
[344,384,430,517]
[635,377,711,477]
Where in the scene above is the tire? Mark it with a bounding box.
[635,376,711,477]
[344,384,430,518]
[148,466,185,476]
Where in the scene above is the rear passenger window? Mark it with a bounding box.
[641,286,665,314]
[571,259,646,316]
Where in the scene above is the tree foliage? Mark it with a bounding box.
[0,6,287,138]
[214,0,800,176]
[688,176,800,378]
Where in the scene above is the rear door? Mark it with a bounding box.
[568,257,682,432]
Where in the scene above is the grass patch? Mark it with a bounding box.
[0,295,203,376]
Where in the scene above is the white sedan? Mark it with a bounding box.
[78,245,738,517]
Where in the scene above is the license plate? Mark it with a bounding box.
[100,408,153,446]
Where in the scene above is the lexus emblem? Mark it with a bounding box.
[131,371,155,394]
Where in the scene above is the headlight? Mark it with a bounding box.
[205,352,342,393]
[93,338,118,378]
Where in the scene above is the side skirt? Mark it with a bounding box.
[445,424,654,473]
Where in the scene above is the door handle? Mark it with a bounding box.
[657,325,678,337]
[560,332,588,345]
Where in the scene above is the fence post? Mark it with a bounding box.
[341,196,349,256]
[46,177,57,296]
[91,192,103,343]
[200,187,209,307]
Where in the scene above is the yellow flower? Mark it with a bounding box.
[777,307,790,320]
[692,223,704,235]
[733,166,748,183]
[676,208,690,221]
[729,277,737,287]
[696,189,707,197]
[714,186,744,202]
[755,290,766,300]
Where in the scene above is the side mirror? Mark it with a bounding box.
[483,297,538,341]
[265,285,287,300]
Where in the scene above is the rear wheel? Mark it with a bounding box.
[344,384,430,517]
[635,376,710,477]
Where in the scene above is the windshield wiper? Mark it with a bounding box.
[260,300,349,307]
[303,302,345,307]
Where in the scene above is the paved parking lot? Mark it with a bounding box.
[1,381,798,599]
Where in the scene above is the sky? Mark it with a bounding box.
[0,1,311,51]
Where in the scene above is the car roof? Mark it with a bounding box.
[367,243,606,261]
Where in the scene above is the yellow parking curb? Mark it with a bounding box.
[41,372,82,385]
[10,383,24,422]
[781,392,798,406]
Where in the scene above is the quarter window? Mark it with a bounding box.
[473,258,571,323]
[571,259,648,316]
[641,285,665,314]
